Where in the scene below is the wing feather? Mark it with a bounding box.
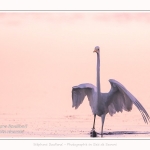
[72,83,96,110]
[107,79,150,123]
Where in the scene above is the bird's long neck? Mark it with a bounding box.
[97,52,102,102]
[95,51,105,116]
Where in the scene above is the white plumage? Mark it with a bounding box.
[72,46,150,137]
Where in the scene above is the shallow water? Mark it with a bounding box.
[0,109,150,138]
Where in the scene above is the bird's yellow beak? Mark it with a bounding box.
[93,49,98,53]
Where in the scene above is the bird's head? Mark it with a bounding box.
[93,46,100,53]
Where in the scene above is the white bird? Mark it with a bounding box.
[72,46,150,137]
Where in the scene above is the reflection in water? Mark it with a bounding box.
[97,131,150,135]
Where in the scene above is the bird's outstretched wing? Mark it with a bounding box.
[72,83,96,110]
[106,79,150,124]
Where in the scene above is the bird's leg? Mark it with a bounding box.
[101,114,106,138]
[90,114,97,137]
[92,114,96,130]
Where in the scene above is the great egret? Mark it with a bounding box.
[72,46,150,137]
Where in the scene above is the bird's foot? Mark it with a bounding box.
[100,131,104,138]
[90,129,97,137]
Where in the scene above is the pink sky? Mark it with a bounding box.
[0,12,150,117]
